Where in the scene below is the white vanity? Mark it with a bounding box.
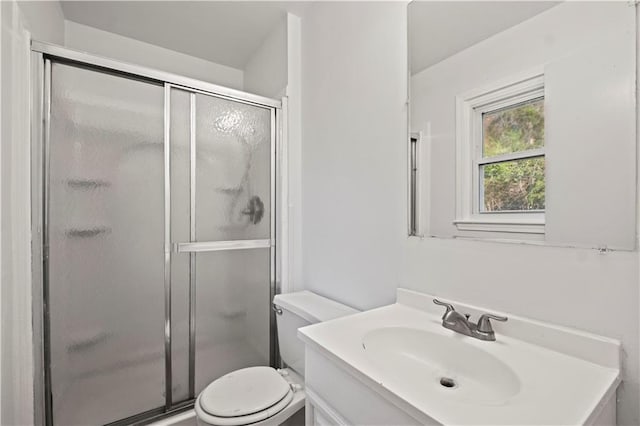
[298,289,620,425]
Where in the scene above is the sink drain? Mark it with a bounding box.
[439,377,457,389]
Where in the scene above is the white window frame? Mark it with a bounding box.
[455,69,545,234]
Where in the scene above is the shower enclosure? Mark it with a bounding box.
[31,43,281,426]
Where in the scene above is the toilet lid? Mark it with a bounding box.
[200,366,291,418]
[197,389,294,426]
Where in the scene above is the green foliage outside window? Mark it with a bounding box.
[481,99,545,212]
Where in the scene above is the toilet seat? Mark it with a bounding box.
[196,367,294,426]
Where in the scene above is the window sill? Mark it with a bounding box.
[454,218,545,234]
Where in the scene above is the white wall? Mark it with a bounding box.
[243,15,288,99]
[2,2,63,424]
[64,21,244,90]
[285,13,303,292]
[408,3,639,424]
[300,2,407,308]
[17,1,64,45]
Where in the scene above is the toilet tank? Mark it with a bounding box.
[273,291,358,377]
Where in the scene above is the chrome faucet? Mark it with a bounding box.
[433,299,507,341]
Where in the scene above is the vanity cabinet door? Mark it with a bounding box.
[305,348,431,426]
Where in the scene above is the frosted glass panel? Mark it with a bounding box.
[47,62,165,425]
[194,249,271,393]
[170,88,191,403]
[195,94,271,241]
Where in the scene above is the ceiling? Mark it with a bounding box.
[62,1,561,73]
[60,1,305,69]
[409,1,560,74]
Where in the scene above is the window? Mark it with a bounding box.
[455,71,545,234]
[481,98,545,212]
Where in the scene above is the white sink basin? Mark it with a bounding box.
[362,327,521,405]
[298,289,621,425]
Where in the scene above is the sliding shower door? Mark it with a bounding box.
[46,62,166,425]
[41,52,277,426]
[168,88,274,401]
[192,93,273,393]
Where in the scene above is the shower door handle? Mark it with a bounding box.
[175,239,271,253]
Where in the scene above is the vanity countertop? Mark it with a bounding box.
[298,289,620,425]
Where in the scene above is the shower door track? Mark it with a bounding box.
[31,41,282,426]
[31,41,281,109]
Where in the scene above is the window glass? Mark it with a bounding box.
[481,156,545,212]
[482,98,544,158]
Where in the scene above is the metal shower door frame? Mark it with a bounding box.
[30,41,281,426]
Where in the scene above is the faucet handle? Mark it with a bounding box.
[433,299,455,317]
[477,313,508,333]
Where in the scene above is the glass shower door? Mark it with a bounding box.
[170,88,274,398]
[47,62,165,425]
[44,58,277,426]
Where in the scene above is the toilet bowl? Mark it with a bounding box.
[195,291,358,426]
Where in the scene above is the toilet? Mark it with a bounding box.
[195,291,358,426]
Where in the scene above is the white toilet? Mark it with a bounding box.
[195,291,358,426]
